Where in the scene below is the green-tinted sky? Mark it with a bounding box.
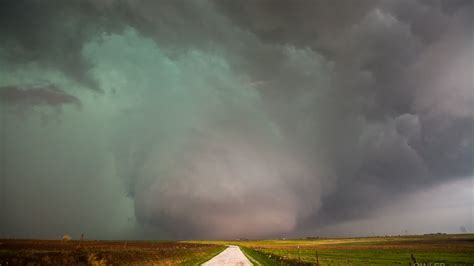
[0,0,473,239]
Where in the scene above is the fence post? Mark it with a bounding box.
[298,245,301,263]
[411,253,417,264]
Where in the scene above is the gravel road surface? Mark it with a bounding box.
[202,245,252,266]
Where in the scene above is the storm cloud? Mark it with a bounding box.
[0,0,472,239]
[0,84,81,109]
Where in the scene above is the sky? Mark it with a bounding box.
[0,0,472,240]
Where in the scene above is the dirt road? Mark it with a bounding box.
[202,245,252,266]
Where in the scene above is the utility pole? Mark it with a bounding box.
[1,103,6,238]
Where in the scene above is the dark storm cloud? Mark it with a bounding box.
[0,0,472,238]
[0,0,128,91]
[0,84,81,109]
[211,0,474,229]
[0,0,236,91]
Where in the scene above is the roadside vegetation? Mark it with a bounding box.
[192,234,474,265]
[240,246,313,266]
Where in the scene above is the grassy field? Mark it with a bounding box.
[2,234,473,265]
[191,234,474,265]
[0,239,225,265]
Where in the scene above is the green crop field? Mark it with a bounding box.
[190,234,474,265]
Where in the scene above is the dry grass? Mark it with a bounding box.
[0,239,225,265]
